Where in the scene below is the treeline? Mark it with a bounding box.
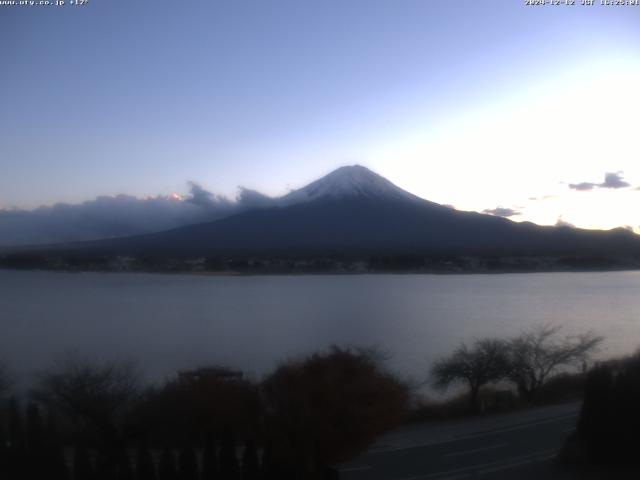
[0,401,267,480]
[0,327,616,478]
[0,347,409,480]
[0,252,634,274]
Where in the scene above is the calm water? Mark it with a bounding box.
[1,270,639,387]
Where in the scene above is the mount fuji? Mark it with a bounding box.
[279,165,423,205]
[34,165,640,263]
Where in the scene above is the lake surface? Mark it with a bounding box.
[1,270,639,389]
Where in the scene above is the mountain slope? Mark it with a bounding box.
[280,165,424,205]
[46,165,640,259]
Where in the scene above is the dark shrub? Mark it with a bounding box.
[134,367,260,445]
[158,448,178,480]
[136,445,156,480]
[577,353,640,466]
[262,346,409,476]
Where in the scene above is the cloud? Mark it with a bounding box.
[568,182,597,191]
[482,207,521,218]
[569,171,631,191]
[602,172,630,189]
[0,182,278,247]
[186,182,233,210]
[555,216,575,228]
[237,187,276,209]
[529,195,558,201]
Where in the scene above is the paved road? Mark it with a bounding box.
[340,405,580,480]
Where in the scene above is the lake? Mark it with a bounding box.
[1,270,639,389]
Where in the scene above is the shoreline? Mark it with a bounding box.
[2,265,640,277]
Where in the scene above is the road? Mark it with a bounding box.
[339,403,580,480]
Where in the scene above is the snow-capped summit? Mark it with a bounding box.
[281,165,420,205]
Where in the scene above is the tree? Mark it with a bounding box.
[0,362,11,399]
[26,403,45,453]
[6,398,27,479]
[26,402,47,479]
[136,445,157,480]
[506,325,602,402]
[136,367,260,445]
[73,446,95,480]
[0,421,7,479]
[177,445,198,480]
[262,346,409,477]
[573,352,640,465]
[219,427,239,480]
[158,448,178,480]
[8,397,25,450]
[116,450,133,480]
[431,338,509,413]
[44,412,69,480]
[34,355,140,455]
[241,439,259,480]
[201,435,218,480]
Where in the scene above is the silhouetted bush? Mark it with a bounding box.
[133,368,260,446]
[25,402,47,479]
[535,372,586,405]
[0,420,7,479]
[262,346,409,477]
[177,445,198,480]
[136,445,156,480]
[6,398,26,479]
[219,427,239,480]
[74,446,95,480]
[201,435,218,480]
[575,353,640,466]
[8,397,25,450]
[158,448,178,480]
[45,412,69,480]
[408,392,474,422]
[0,363,11,400]
[0,400,69,480]
[34,356,140,457]
[241,439,259,480]
[410,387,518,423]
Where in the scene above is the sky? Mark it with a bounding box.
[1,0,640,231]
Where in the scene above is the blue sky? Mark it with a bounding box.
[1,0,639,230]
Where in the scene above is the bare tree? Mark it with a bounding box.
[0,361,11,399]
[506,325,603,401]
[33,354,140,454]
[431,338,509,413]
